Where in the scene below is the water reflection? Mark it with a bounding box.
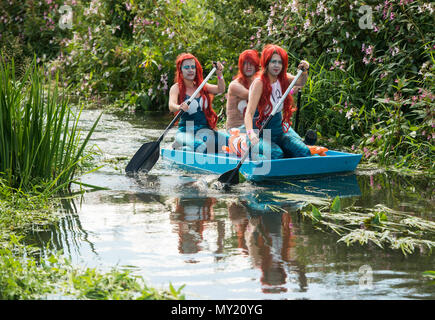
[27,197,98,261]
[171,197,308,293]
[245,211,306,293]
[170,197,217,256]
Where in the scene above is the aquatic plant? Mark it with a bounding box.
[423,271,435,282]
[299,197,435,256]
[0,57,101,195]
[0,178,58,248]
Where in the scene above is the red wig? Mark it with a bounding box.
[175,53,217,129]
[256,44,296,133]
[235,49,260,89]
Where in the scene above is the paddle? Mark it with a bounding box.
[125,63,217,174]
[218,67,306,188]
[294,90,302,134]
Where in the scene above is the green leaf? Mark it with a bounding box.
[331,196,341,213]
[311,205,322,223]
[238,172,246,183]
[422,271,435,279]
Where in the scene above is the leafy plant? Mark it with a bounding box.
[0,57,101,194]
[0,236,185,300]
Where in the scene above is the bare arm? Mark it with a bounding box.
[205,61,225,95]
[287,60,310,94]
[168,83,188,113]
[287,73,308,94]
[244,79,263,145]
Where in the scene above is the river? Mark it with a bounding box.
[31,109,434,300]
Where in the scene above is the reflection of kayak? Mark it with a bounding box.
[241,174,362,213]
[161,148,362,181]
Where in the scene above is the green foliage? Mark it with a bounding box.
[330,196,341,213]
[301,199,435,256]
[0,179,58,247]
[46,0,237,111]
[422,270,435,281]
[0,237,185,300]
[255,0,435,171]
[0,0,72,60]
[1,0,433,170]
[0,57,101,194]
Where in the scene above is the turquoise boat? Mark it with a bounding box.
[161,148,362,181]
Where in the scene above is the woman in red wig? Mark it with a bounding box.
[225,49,260,132]
[169,53,228,153]
[244,44,311,159]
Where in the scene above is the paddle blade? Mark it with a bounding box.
[217,168,239,187]
[125,142,160,173]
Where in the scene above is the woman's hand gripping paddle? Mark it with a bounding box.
[125,63,217,174]
[217,67,306,189]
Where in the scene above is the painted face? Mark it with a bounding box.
[181,59,196,81]
[267,53,283,77]
[243,61,256,77]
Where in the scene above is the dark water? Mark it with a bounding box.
[31,110,434,300]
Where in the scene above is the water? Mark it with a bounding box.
[31,110,434,300]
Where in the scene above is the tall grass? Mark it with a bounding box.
[0,57,101,195]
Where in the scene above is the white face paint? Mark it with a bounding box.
[243,61,256,77]
[181,59,196,81]
[267,53,283,78]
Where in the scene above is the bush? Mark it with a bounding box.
[250,0,434,170]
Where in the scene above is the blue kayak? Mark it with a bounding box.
[161,148,362,181]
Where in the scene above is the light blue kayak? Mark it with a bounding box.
[161,148,362,181]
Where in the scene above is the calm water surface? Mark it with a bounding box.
[33,110,434,300]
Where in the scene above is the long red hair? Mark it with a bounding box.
[175,53,217,129]
[234,49,260,89]
[256,45,296,133]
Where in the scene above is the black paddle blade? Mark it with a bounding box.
[217,168,239,187]
[125,142,160,173]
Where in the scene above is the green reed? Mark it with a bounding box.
[0,57,101,195]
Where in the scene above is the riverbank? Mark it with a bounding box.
[0,179,185,300]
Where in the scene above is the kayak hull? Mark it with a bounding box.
[161,148,362,181]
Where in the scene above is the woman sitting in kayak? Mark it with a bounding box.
[169,53,228,154]
[225,49,260,133]
[244,44,311,159]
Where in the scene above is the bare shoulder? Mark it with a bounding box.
[228,79,243,91]
[169,83,179,94]
[251,77,263,91]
